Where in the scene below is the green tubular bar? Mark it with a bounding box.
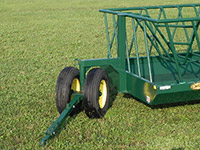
[192,21,200,51]
[104,13,118,58]
[157,17,200,23]
[113,15,118,52]
[137,20,165,58]
[39,93,83,146]
[100,4,200,13]
[117,15,127,92]
[99,4,200,22]
[132,19,141,77]
[149,11,161,55]
[125,36,131,72]
[143,21,153,82]
[104,13,111,58]
[155,24,193,28]
[184,21,200,64]
[165,22,183,82]
[177,8,190,42]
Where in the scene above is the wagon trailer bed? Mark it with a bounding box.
[40,4,200,145]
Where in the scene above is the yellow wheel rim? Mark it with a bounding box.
[99,80,107,109]
[70,78,80,100]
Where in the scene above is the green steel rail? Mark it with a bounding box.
[100,4,200,22]
[103,3,200,11]
[100,4,200,83]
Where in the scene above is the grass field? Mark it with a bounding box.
[0,0,200,149]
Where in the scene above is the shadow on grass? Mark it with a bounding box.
[152,100,200,109]
[108,84,118,109]
[123,93,200,109]
[171,147,185,150]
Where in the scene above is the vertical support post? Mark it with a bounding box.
[117,15,127,92]
[165,23,183,82]
[125,38,131,72]
[128,19,139,56]
[113,15,118,52]
[184,21,200,64]
[79,62,85,91]
[192,21,200,52]
[193,5,199,17]
[143,21,153,82]
[177,7,190,42]
[104,13,112,58]
[149,10,162,54]
[132,19,141,77]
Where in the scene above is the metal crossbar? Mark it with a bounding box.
[100,4,200,83]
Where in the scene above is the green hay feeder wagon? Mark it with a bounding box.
[40,4,200,145]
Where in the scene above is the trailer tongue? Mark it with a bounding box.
[39,93,83,145]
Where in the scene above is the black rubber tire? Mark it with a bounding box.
[83,68,109,118]
[55,67,80,114]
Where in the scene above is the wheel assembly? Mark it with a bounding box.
[55,67,80,114]
[83,68,110,118]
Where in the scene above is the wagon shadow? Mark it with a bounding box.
[152,100,200,109]
[171,147,185,150]
[123,94,200,109]
[108,85,118,109]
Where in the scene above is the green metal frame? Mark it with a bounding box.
[78,4,200,105]
[79,4,200,102]
[40,4,200,145]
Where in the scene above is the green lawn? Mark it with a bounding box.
[0,0,200,149]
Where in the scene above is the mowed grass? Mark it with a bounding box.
[0,0,200,149]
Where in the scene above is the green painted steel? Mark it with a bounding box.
[39,93,83,145]
[104,13,111,58]
[95,4,200,104]
[79,4,200,105]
